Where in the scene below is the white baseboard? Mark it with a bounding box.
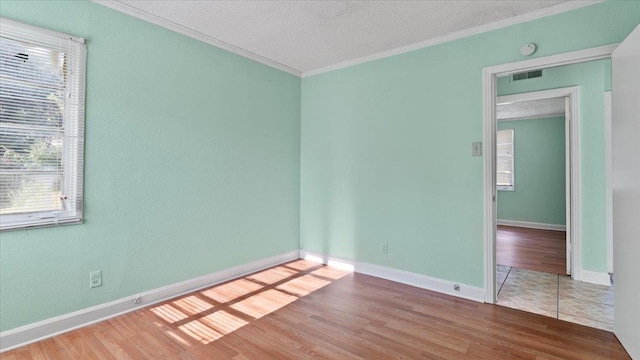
[580,270,612,287]
[497,219,566,231]
[299,250,484,303]
[0,250,300,353]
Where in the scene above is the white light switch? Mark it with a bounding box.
[472,142,482,156]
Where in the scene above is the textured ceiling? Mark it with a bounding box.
[497,98,566,120]
[96,1,597,75]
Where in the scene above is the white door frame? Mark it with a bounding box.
[604,91,613,274]
[497,88,578,277]
[482,44,617,304]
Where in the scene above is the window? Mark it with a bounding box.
[497,129,514,191]
[1,18,86,230]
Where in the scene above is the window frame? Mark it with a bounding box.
[496,128,515,192]
[0,17,86,231]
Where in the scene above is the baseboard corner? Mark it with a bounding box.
[580,270,612,287]
[299,250,485,303]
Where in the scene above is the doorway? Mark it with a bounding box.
[495,90,573,277]
[482,46,616,331]
[496,92,568,275]
[482,45,615,301]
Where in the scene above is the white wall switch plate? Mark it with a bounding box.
[472,142,482,156]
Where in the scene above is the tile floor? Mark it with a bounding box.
[496,265,614,331]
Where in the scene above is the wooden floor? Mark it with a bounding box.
[4,260,629,360]
[497,225,567,275]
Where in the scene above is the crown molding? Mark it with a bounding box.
[301,1,602,77]
[92,0,602,79]
[92,0,302,77]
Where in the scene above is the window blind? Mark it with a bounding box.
[0,17,86,230]
[497,129,514,191]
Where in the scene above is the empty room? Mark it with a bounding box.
[1,1,639,359]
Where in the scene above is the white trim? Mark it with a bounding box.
[0,17,87,231]
[483,45,618,303]
[496,87,580,280]
[604,91,613,274]
[581,270,612,287]
[484,45,617,77]
[483,67,498,304]
[498,113,565,122]
[90,1,600,78]
[302,1,601,77]
[300,250,485,303]
[497,219,566,231]
[496,86,582,280]
[565,97,572,276]
[498,88,577,104]
[91,0,301,76]
[0,250,300,353]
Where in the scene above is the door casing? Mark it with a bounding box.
[482,44,617,304]
[497,89,576,277]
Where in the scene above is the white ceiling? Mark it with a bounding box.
[497,97,566,120]
[94,1,598,76]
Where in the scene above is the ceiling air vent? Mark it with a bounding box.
[512,69,543,81]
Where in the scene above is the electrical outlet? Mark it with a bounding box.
[382,243,388,254]
[90,270,102,288]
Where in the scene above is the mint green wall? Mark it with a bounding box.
[301,1,639,287]
[497,117,566,226]
[1,0,637,335]
[498,60,610,273]
[0,1,300,331]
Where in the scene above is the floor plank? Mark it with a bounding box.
[497,225,566,275]
[3,259,629,359]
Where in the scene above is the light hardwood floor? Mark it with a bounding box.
[497,225,567,275]
[3,259,629,359]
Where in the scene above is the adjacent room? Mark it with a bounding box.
[1,1,639,359]
[494,66,615,330]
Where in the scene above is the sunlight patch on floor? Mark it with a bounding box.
[149,260,349,347]
[284,259,321,271]
[276,274,331,297]
[202,278,263,303]
[151,304,189,323]
[173,295,214,315]
[312,266,351,280]
[230,289,298,319]
[179,320,224,344]
[200,310,249,335]
[246,266,299,284]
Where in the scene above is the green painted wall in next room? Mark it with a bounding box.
[497,117,566,226]
[498,59,610,274]
[300,1,639,287]
[0,1,301,332]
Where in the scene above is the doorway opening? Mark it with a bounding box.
[482,46,616,331]
[495,92,571,276]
